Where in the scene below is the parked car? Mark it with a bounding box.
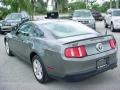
[90,10,103,21]
[72,9,96,29]
[4,20,117,83]
[0,12,30,34]
[104,9,120,32]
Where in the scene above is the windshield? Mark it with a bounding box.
[73,10,92,17]
[113,10,120,16]
[5,13,21,20]
[42,21,98,38]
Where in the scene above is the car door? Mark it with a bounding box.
[8,24,28,56]
[17,23,40,62]
[14,23,34,60]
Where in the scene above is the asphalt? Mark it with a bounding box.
[0,21,120,90]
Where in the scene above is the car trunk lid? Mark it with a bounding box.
[59,34,116,56]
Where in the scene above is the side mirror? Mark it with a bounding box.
[69,13,73,18]
[21,17,25,20]
[108,13,112,16]
[21,17,29,22]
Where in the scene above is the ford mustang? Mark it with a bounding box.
[4,20,118,83]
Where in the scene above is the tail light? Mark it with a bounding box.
[109,39,116,49]
[65,45,87,58]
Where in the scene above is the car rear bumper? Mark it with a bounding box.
[63,63,117,81]
[47,49,117,80]
[114,24,120,29]
[94,16,103,21]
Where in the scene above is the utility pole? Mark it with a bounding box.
[116,0,119,8]
[110,0,112,8]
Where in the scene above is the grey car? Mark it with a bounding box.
[4,20,117,83]
[0,12,30,34]
[72,9,96,29]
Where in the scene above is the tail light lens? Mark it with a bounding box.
[109,39,116,49]
[65,45,87,58]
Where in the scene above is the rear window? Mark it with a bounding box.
[73,10,92,17]
[42,21,98,38]
[113,10,120,16]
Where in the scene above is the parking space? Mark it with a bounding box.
[0,21,120,90]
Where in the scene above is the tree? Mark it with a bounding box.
[92,4,100,11]
[0,7,9,19]
[2,0,32,13]
[57,0,68,13]
[68,1,86,11]
[35,0,47,14]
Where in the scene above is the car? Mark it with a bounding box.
[72,9,96,29]
[104,9,120,32]
[0,12,30,34]
[4,20,117,83]
[90,10,103,21]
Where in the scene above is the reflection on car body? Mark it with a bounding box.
[72,9,96,30]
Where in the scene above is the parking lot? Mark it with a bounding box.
[0,21,120,90]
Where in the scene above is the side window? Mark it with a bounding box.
[17,23,44,37]
[17,24,28,34]
[28,26,37,37]
[35,28,44,37]
[17,23,32,37]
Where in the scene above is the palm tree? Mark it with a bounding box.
[110,0,112,8]
[2,0,32,12]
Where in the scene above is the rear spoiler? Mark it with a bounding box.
[63,34,114,45]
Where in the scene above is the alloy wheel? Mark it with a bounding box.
[33,59,43,80]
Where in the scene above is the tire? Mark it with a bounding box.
[104,20,108,28]
[110,23,115,32]
[5,41,13,56]
[93,24,96,30]
[0,30,4,34]
[32,55,49,83]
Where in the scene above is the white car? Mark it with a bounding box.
[104,9,120,32]
[72,9,96,30]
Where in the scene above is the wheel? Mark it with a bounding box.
[32,55,49,83]
[104,20,108,28]
[5,41,13,56]
[0,30,5,34]
[93,24,96,30]
[110,23,115,32]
